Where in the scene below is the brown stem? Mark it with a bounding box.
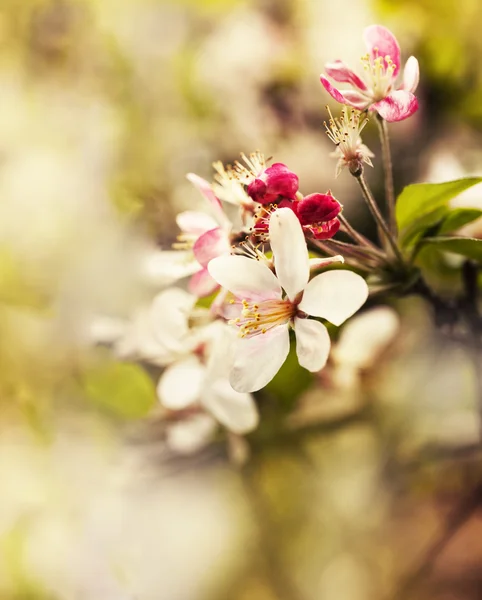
[338,213,385,255]
[355,172,404,265]
[376,115,397,235]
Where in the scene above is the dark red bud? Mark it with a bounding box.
[264,163,299,200]
[297,193,341,226]
[247,178,269,203]
[311,217,341,240]
[247,163,299,205]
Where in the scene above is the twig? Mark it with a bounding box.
[376,115,397,235]
[338,213,383,254]
[355,171,404,265]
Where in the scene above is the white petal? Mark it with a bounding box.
[157,357,205,409]
[269,208,309,301]
[298,270,368,326]
[230,325,290,393]
[402,56,420,93]
[205,322,237,380]
[142,250,201,286]
[333,306,399,368]
[208,255,281,301]
[309,256,344,270]
[150,287,197,352]
[176,211,218,235]
[294,317,331,372]
[166,413,217,454]
[202,380,259,433]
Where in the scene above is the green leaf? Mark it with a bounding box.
[420,236,482,261]
[83,361,156,419]
[438,208,482,234]
[395,178,482,248]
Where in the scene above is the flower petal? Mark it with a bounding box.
[208,255,281,301]
[202,381,259,433]
[298,270,368,326]
[363,25,401,76]
[188,267,219,297]
[371,90,418,122]
[230,325,290,393]
[166,413,217,454]
[193,227,231,267]
[320,77,369,109]
[269,207,309,301]
[309,255,344,270]
[333,306,399,368]
[142,249,201,286]
[402,56,420,93]
[176,211,218,235]
[150,287,197,351]
[187,173,222,211]
[157,357,206,409]
[325,60,367,90]
[294,317,331,372]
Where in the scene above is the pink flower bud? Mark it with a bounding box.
[311,218,341,240]
[297,193,341,225]
[247,163,299,204]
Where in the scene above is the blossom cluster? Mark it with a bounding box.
[93,24,424,454]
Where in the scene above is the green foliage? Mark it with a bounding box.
[420,236,482,261]
[438,208,482,234]
[83,360,157,419]
[395,178,482,249]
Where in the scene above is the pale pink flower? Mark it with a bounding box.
[208,208,369,392]
[320,25,419,122]
[174,173,233,297]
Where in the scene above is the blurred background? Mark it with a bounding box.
[1,0,482,598]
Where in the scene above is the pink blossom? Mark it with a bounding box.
[174,173,233,297]
[320,25,419,122]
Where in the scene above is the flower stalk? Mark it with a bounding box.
[376,114,397,236]
[354,170,404,265]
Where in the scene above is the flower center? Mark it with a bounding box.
[231,298,296,337]
[360,48,396,100]
[324,106,369,160]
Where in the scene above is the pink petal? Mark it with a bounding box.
[402,56,420,93]
[294,317,331,372]
[187,172,224,215]
[188,267,219,297]
[176,211,218,235]
[193,227,231,267]
[320,77,369,109]
[324,60,367,91]
[363,25,401,76]
[372,90,418,122]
